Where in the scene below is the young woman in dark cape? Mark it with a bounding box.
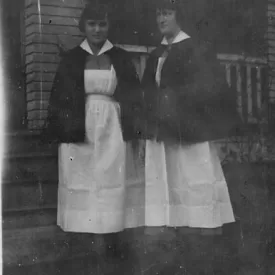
[136,1,242,272]
[139,0,241,237]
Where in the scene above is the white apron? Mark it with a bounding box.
[57,66,127,233]
[145,141,235,228]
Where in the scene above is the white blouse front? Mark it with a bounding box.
[84,66,117,96]
[155,30,191,87]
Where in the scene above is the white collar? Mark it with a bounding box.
[80,39,113,55]
[161,30,190,45]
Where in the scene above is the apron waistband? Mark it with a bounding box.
[86,94,114,102]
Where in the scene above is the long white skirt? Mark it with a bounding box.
[57,96,126,233]
[144,140,235,228]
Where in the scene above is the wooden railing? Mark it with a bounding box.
[118,45,269,124]
[218,54,268,124]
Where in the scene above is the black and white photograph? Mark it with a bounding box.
[1,0,275,274]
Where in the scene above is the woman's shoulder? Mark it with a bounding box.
[60,46,87,61]
[108,46,133,60]
[107,46,137,71]
[56,46,93,68]
[186,36,216,58]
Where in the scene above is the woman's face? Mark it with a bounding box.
[84,18,109,46]
[156,9,180,37]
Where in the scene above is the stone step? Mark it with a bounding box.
[5,131,58,154]
[2,152,58,182]
[2,179,57,213]
[3,207,57,230]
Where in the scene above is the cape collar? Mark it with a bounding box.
[80,39,113,55]
[161,30,190,45]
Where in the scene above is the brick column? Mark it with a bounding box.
[24,0,85,130]
[268,0,275,102]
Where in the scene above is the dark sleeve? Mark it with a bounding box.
[121,53,143,109]
[140,53,160,138]
[41,57,69,144]
[181,44,242,139]
[178,43,238,112]
[178,43,232,101]
[160,42,243,141]
[140,53,158,108]
[141,53,155,89]
[116,51,145,140]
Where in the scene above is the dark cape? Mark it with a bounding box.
[140,37,243,144]
[42,45,143,144]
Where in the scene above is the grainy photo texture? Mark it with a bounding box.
[2,0,275,274]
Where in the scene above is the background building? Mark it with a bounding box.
[3,0,270,131]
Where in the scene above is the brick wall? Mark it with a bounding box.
[25,0,86,130]
[268,0,275,102]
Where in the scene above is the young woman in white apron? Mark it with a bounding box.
[43,3,143,270]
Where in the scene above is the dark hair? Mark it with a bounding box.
[78,3,110,33]
[155,0,193,31]
[155,0,180,10]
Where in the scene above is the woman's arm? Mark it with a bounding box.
[115,51,145,140]
[184,45,233,102]
[140,54,161,139]
[157,42,242,142]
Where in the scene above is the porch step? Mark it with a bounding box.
[2,151,58,183]
[3,208,57,230]
[2,133,59,232]
[3,225,94,267]
[2,179,57,212]
[4,131,57,154]
[2,143,58,231]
